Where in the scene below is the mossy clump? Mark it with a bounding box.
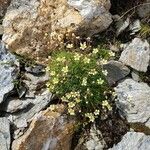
[47,48,115,123]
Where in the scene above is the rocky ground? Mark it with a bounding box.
[0,0,150,150]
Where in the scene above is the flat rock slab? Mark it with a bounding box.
[12,105,75,150]
[103,60,130,86]
[119,38,150,72]
[109,132,150,150]
[0,117,11,150]
[115,79,150,134]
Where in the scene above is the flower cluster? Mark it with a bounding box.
[47,50,113,123]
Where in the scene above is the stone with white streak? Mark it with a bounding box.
[115,79,150,134]
[119,38,150,72]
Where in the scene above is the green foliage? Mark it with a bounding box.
[140,24,150,38]
[47,49,114,123]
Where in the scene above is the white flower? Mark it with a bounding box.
[62,66,68,73]
[50,71,56,76]
[83,57,90,64]
[100,59,108,65]
[74,53,81,61]
[102,70,108,76]
[68,102,76,108]
[94,110,100,115]
[81,77,87,86]
[92,48,98,54]
[97,78,104,85]
[53,78,59,84]
[66,43,73,49]
[68,108,75,115]
[109,51,115,57]
[85,113,95,122]
[80,42,87,50]
[88,69,97,75]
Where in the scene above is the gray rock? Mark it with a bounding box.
[75,124,107,150]
[131,70,141,82]
[137,0,150,18]
[7,89,52,128]
[0,41,19,104]
[116,18,130,36]
[119,38,150,72]
[0,25,3,35]
[109,132,150,150]
[0,98,31,113]
[129,20,141,35]
[0,117,11,150]
[103,61,130,86]
[115,79,150,134]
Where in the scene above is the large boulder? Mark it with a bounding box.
[2,0,112,61]
[109,132,150,150]
[119,38,150,72]
[12,105,76,150]
[115,79,150,134]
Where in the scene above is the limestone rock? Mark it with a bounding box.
[0,41,19,104]
[0,117,11,150]
[115,79,150,134]
[12,105,76,150]
[2,0,112,60]
[75,124,107,150]
[109,132,150,150]
[103,60,130,86]
[119,38,150,72]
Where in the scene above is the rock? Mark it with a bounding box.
[129,19,141,35]
[137,0,150,18]
[103,60,130,86]
[131,70,141,82]
[115,79,150,134]
[109,132,150,150]
[75,124,107,150]
[119,38,150,72]
[0,117,11,150]
[2,0,112,61]
[7,89,52,128]
[0,41,19,104]
[0,24,3,35]
[12,105,76,150]
[0,0,11,18]
[116,18,130,36]
[0,98,31,113]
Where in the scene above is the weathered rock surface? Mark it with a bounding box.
[115,79,150,134]
[137,0,150,18]
[0,98,31,113]
[0,117,11,150]
[0,41,18,104]
[119,38,150,72]
[7,89,52,128]
[75,124,107,150]
[103,60,130,86]
[109,132,150,150]
[0,24,3,35]
[12,105,76,150]
[2,0,112,60]
[0,0,11,18]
